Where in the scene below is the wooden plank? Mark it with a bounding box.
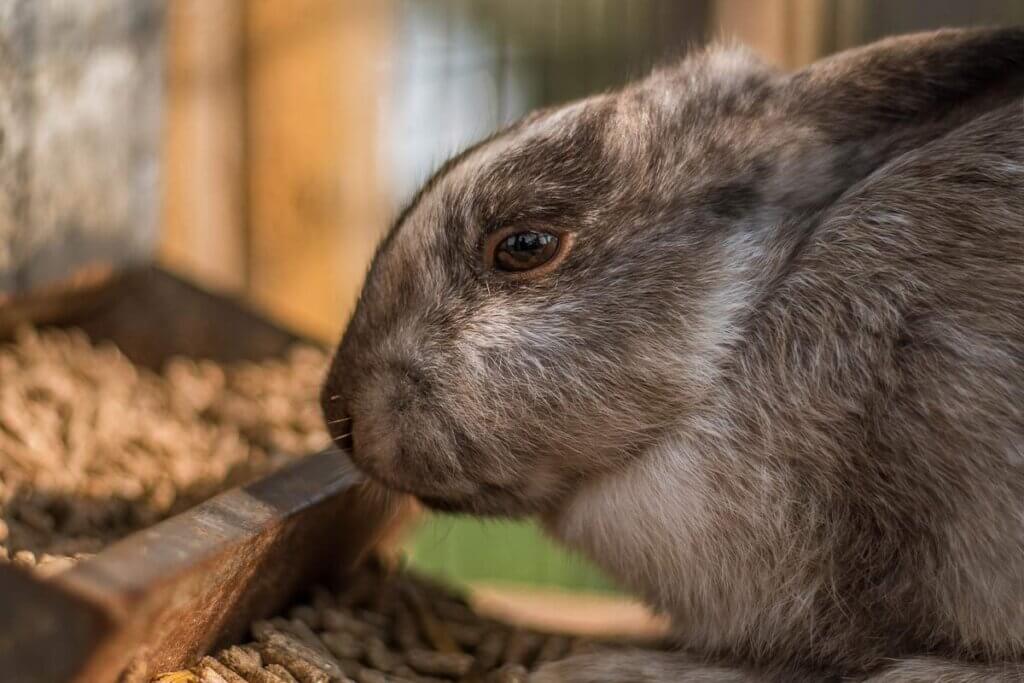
[0,451,404,683]
[469,582,670,640]
[161,0,248,294]
[245,0,392,341]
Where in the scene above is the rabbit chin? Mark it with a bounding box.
[344,434,549,517]
[351,466,544,517]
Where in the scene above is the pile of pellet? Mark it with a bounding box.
[0,326,330,573]
[164,560,611,683]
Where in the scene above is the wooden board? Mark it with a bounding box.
[470,582,670,640]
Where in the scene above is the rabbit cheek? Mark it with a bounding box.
[345,369,405,479]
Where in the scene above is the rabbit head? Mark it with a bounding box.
[322,28,1024,518]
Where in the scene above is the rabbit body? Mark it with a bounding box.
[323,28,1024,681]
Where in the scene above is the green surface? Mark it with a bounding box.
[403,514,621,594]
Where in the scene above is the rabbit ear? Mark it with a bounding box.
[760,28,1024,215]
[790,27,1024,144]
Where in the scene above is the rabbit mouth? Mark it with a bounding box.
[334,438,542,517]
[416,483,537,517]
[323,401,536,516]
[416,494,471,513]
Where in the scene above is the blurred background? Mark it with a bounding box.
[160,0,1024,341]
[6,0,1024,631]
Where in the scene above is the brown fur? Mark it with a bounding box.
[323,28,1024,681]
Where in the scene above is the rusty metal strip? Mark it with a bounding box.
[0,450,403,683]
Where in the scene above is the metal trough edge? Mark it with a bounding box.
[0,450,406,683]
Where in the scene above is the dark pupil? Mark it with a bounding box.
[496,231,557,271]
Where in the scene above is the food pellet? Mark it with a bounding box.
[290,606,321,630]
[258,644,332,683]
[253,624,347,680]
[13,549,36,567]
[0,326,329,569]
[321,632,362,661]
[445,623,484,649]
[394,603,424,652]
[405,649,474,678]
[324,609,380,639]
[487,665,529,683]
[533,635,569,664]
[167,561,611,683]
[266,665,300,683]
[200,657,248,683]
[500,630,537,668]
[364,637,400,672]
[287,619,334,657]
[199,667,232,683]
[474,631,506,671]
[355,670,386,683]
[262,619,331,659]
[154,672,200,683]
[220,647,284,683]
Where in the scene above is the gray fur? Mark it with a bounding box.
[323,28,1024,681]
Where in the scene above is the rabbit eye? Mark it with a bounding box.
[485,227,574,278]
[496,231,558,271]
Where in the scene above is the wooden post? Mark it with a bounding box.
[161,0,248,294]
[245,0,393,341]
[710,0,832,68]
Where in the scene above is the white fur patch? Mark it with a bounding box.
[549,433,714,611]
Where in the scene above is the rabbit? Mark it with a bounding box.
[321,27,1024,682]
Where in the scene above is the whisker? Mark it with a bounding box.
[326,417,351,425]
[326,394,342,401]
